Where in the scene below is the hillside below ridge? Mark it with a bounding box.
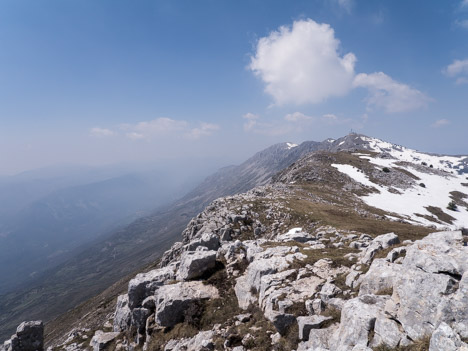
[0,132,402,340]
[2,134,468,351]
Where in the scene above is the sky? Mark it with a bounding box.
[1,0,468,175]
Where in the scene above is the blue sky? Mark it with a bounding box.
[1,0,467,175]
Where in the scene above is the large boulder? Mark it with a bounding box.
[155,281,219,327]
[128,265,176,309]
[177,250,217,280]
[330,294,388,351]
[2,321,43,351]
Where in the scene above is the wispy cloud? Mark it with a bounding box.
[334,0,353,13]
[353,72,430,113]
[284,112,314,122]
[431,119,450,128]
[91,117,219,141]
[443,58,468,84]
[455,19,468,29]
[187,123,220,139]
[89,127,116,137]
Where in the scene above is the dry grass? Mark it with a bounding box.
[425,206,456,224]
[372,336,431,351]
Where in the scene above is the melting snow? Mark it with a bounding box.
[332,149,468,229]
[360,136,466,173]
[338,141,345,146]
[286,227,303,234]
[286,142,298,149]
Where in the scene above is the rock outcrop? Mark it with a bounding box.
[1,321,43,351]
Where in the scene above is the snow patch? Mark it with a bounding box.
[286,142,298,149]
[286,227,303,234]
[332,157,468,229]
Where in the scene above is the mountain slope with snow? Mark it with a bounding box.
[331,135,468,229]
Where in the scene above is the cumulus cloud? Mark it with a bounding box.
[444,59,468,84]
[249,19,356,105]
[89,127,115,137]
[249,19,430,114]
[431,119,450,128]
[353,72,430,113]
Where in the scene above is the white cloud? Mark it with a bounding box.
[461,0,468,8]
[444,59,468,84]
[353,72,430,113]
[431,119,450,128]
[249,19,356,105]
[187,123,220,139]
[284,112,314,122]
[89,127,115,137]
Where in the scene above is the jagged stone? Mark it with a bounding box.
[297,324,339,351]
[370,314,410,348]
[386,246,406,263]
[155,281,218,327]
[2,321,44,351]
[164,330,215,351]
[177,250,217,280]
[297,315,333,341]
[90,331,119,351]
[373,233,400,249]
[320,282,341,302]
[265,310,296,335]
[330,294,388,351]
[185,232,220,251]
[392,267,457,340]
[429,322,468,351]
[113,294,132,332]
[358,259,403,296]
[128,266,176,309]
[132,308,151,332]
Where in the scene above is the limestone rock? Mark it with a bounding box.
[429,322,468,351]
[128,266,176,309]
[113,294,132,332]
[330,294,388,351]
[3,321,44,351]
[297,315,333,341]
[164,330,215,351]
[177,250,217,280]
[155,281,219,327]
[90,331,119,351]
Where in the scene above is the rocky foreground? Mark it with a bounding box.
[4,182,465,351]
